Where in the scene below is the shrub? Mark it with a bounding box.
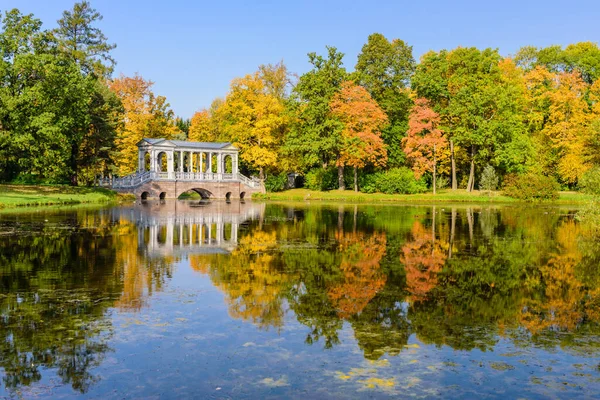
[503,173,560,201]
[264,172,288,192]
[360,168,427,195]
[579,167,600,196]
[436,176,450,190]
[304,167,338,191]
[479,165,499,192]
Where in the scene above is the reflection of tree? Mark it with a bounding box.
[0,210,120,393]
[328,232,387,318]
[401,220,446,300]
[190,230,293,330]
[520,219,600,336]
[113,220,175,311]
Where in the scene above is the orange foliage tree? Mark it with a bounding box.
[327,232,387,318]
[401,220,447,301]
[403,98,448,194]
[330,81,388,191]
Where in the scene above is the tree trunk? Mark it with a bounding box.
[353,167,358,192]
[338,165,345,190]
[70,142,78,186]
[433,143,437,195]
[450,140,457,190]
[466,145,475,192]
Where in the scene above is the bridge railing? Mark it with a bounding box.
[104,170,263,189]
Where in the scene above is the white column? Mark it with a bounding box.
[233,154,238,174]
[217,153,223,174]
[138,150,145,172]
[167,151,174,178]
[179,151,183,172]
[199,152,204,174]
[207,152,213,174]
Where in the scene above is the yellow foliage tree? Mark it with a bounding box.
[188,98,226,142]
[220,72,287,179]
[109,74,182,176]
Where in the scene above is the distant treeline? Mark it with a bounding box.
[1,2,599,191]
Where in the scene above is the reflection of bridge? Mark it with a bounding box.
[104,138,265,200]
[114,201,265,257]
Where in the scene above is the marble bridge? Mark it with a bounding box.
[105,138,265,200]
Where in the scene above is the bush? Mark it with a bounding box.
[304,167,338,191]
[579,167,600,196]
[436,175,450,190]
[503,173,560,201]
[360,168,427,194]
[264,172,288,192]
[479,165,499,192]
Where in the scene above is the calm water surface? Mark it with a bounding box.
[1,201,599,399]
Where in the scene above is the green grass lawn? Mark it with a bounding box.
[0,184,120,209]
[253,188,595,205]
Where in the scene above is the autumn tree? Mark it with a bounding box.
[109,75,181,175]
[543,72,593,183]
[403,98,447,194]
[330,81,388,191]
[219,70,288,179]
[188,98,226,142]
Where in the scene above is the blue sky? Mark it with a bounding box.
[7,0,600,118]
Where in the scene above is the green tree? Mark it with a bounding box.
[285,46,347,189]
[54,1,116,77]
[354,33,415,167]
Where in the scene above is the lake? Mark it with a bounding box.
[1,201,599,399]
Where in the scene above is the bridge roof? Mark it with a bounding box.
[137,138,236,150]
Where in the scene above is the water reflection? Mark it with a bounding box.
[0,203,599,397]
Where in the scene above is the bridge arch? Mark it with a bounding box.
[141,191,150,200]
[178,188,214,200]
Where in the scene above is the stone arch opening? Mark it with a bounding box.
[225,192,232,200]
[239,191,246,199]
[159,192,166,200]
[156,152,167,172]
[141,191,150,200]
[178,188,213,200]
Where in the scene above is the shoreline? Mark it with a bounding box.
[252,189,595,205]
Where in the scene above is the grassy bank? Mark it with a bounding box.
[0,184,123,209]
[253,188,595,205]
